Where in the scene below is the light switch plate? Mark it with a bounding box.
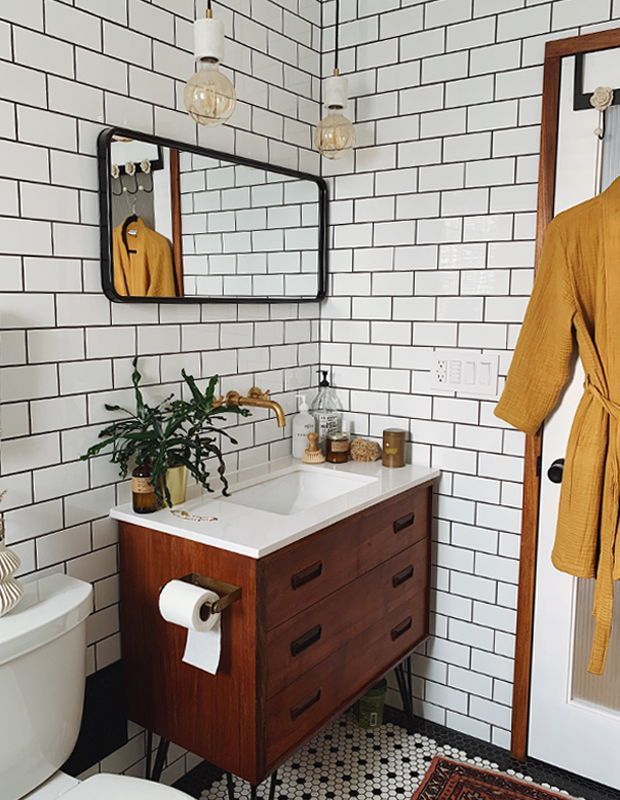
[429,350,499,397]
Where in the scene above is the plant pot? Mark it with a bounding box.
[166,465,188,506]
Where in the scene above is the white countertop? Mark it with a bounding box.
[110,457,440,559]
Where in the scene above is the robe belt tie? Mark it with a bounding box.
[583,377,618,674]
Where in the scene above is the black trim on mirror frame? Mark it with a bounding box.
[97,126,329,304]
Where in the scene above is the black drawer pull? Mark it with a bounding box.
[391,617,412,641]
[290,688,321,720]
[291,624,322,657]
[393,512,415,534]
[392,565,414,588]
[291,561,323,590]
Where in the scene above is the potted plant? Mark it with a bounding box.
[81,360,249,513]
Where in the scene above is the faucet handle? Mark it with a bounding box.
[224,390,241,405]
[248,386,269,399]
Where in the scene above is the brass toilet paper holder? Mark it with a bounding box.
[161,574,242,621]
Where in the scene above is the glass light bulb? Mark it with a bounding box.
[184,61,236,126]
[314,107,356,159]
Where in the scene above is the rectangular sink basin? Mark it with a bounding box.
[227,466,378,516]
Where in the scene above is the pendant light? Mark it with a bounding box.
[184,1,236,126]
[315,0,355,159]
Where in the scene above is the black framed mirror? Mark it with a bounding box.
[97,127,328,304]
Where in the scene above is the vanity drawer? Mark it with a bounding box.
[261,484,430,630]
[265,537,428,698]
[265,590,428,768]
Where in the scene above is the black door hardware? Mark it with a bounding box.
[547,458,565,484]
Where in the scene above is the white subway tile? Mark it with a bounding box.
[34,461,90,503]
[77,48,128,93]
[31,395,88,434]
[422,50,469,83]
[426,0,473,28]
[421,108,467,138]
[2,433,60,476]
[0,60,47,106]
[21,183,80,223]
[0,139,49,182]
[28,329,85,363]
[470,40,521,76]
[445,74,494,107]
[4,500,64,544]
[129,0,174,42]
[553,0,609,29]
[14,26,74,77]
[447,16,495,50]
[498,5,550,41]
[2,0,44,30]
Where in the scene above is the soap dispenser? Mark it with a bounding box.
[310,369,343,448]
[292,394,315,459]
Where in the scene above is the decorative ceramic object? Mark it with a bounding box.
[166,465,188,506]
[350,438,381,463]
[0,518,23,617]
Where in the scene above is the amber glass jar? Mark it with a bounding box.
[326,431,350,464]
[132,464,159,514]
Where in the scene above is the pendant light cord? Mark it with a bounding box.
[334,0,340,73]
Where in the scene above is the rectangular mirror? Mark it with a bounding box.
[97,127,328,303]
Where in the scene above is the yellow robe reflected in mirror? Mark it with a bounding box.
[113,217,178,297]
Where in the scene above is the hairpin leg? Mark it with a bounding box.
[145,729,153,779]
[225,769,277,799]
[151,737,170,783]
[395,655,415,732]
[268,770,278,800]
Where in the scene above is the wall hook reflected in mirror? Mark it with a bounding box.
[123,165,139,194]
[139,169,154,194]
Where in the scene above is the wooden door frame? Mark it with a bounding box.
[511,26,620,760]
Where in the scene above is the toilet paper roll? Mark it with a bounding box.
[158,579,221,674]
[158,580,219,631]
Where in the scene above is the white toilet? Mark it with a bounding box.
[0,573,189,800]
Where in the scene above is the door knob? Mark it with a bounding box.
[547,458,564,484]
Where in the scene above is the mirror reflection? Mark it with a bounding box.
[101,129,326,303]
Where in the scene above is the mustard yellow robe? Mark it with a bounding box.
[113,217,177,298]
[495,176,620,675]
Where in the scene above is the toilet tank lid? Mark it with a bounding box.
[0,573,92,666]
[65,774,191,798]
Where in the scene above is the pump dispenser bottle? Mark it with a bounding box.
[292,394,315,459]
[310,370,342,448]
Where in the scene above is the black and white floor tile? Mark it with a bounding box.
[173,712,610,800]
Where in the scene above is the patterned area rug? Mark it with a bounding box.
[413,757,573,800]
[200,715,581,800]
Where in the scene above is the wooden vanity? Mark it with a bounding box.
[118,472,435,785]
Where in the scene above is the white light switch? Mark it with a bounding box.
[429,350,499,397]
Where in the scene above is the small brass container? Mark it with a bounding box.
[382,428,406,468]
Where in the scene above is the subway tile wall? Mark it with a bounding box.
[3,0,620,783]
[0,0,321,783]
[320,0,620,749]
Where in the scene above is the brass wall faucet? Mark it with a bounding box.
[215,387,286,428]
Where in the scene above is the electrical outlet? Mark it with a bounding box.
[429,350,499,397]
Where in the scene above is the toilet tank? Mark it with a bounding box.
[0,573,93,800]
